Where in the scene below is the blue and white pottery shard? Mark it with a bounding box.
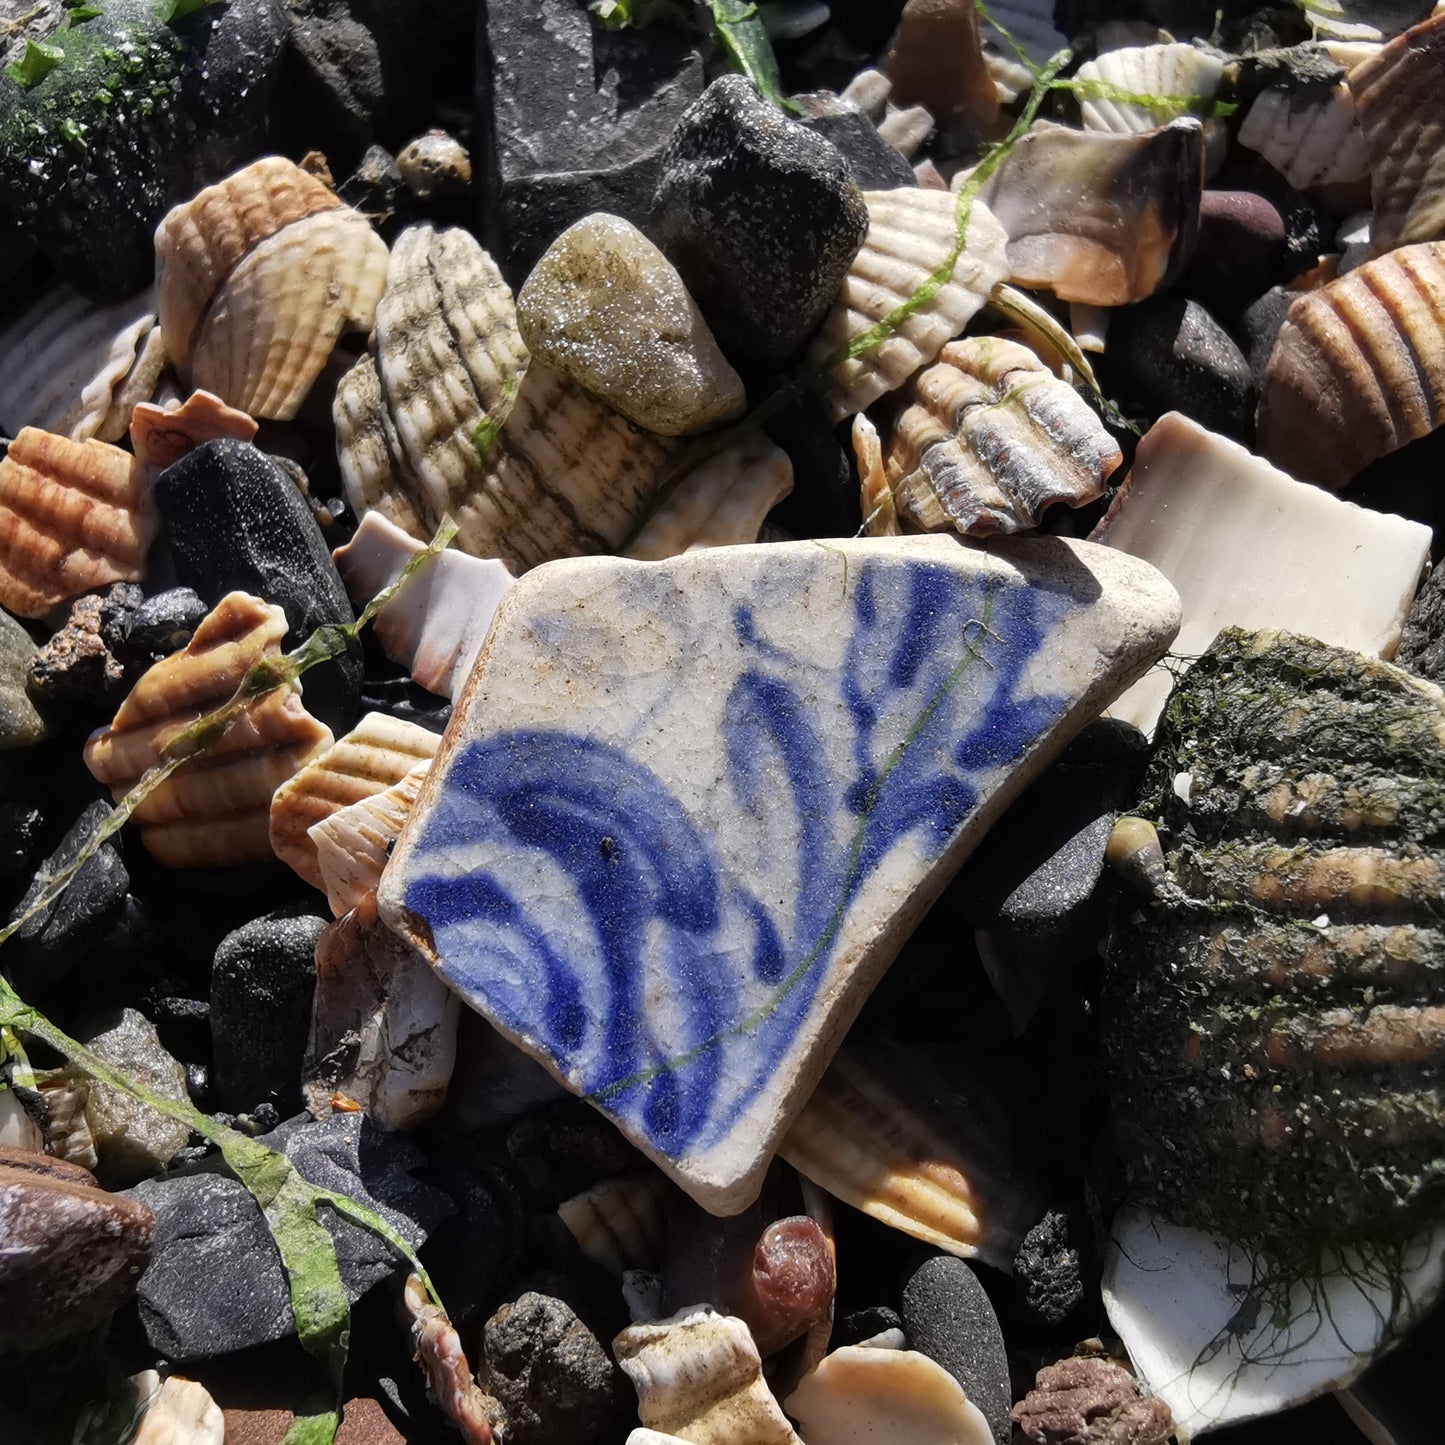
[378,535,1180,1212]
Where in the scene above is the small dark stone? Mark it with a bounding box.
[764,395,864,538]
[96,582,144,651]
[25,591,129,707]
[1239,283,1297,394]
[1398,561,1445,683]
[1178,189,1286,319]
[1220,161,1327,281]
[359,671,454,733]
[482,1291,629,1445]
[0,798,44,879]
[901,1253,1011,1445]
[792,91,917,190]
[834,1304,906,1347]
[506,1100,639,1209]
[1101,296,1255,442]
[1012,1205,1096,1332]
[102,586,209,664]
[652,74,868,362]
[210,908,327,1114]
[339,143,407,224]
[184,1061,210,1109]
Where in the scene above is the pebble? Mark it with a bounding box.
[884,0,999,148]
[516,213,746,437]
[1012,1205,1095,1332]
[651,73,870,362]
[1011,1355,1172,1445]
[101,585,210,665]
[25,589,129,708]
[900,1254,1012,1445]
[0,602,46,749]
[1177,189,1287,319]
[283,0,389,149]
[791,92,919,190]
[1238,283,1296,394]
[835,1306,907,1349]
[396,130,473,200]
[210,909,327,1114]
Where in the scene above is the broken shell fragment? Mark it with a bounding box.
[1074,44,1225,134]
[83,592,334,868]
[1256,240,1445,489]
[310,760,431,918]
[1237,51,1371,191]
[130,1373,224,1445]
[0,426,156,618]
[1294,0,1433,43]
[129,390,259,471]
[809,187,1009,422]
[403,1273,496,1443]
[976,118,1203,306]
[852,336,1121,537]
[268,711,440,891]
[558,1173,678,1277]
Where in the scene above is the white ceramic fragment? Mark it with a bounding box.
[379,536,1179,1212]
[332,511,515,702]
[1103,1207,1445,1439]
[783,1345,993,1445]
[1092,411,1429,735]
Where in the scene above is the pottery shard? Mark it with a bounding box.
[84,592,334,868]
[1011,1356,1172,1445]
[0,427,155,618]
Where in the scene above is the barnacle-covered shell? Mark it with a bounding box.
[976,118,1203,306]
[808,188,1009,422]
[1237,49,1371,191]
[1349,13,1445,254]
[269,712,440,891]
[1101,627,1445,1249]
[1294,0,1433,42]
[853,336,1121,537]
[614,1308,802,1445]
[129,390,259,471]
[559,1173,678,1276]
[1075,44,1225,133]
[131,1373,224,1445]
[0,286,165,444]
[0,427,155,618]
[83,593,334,868]
[310,759,431,918]
[1256,240,1445,489]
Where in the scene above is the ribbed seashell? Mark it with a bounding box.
[41,1081,98,1172]
[1349,14,1445,253]
[808,188,1009,422]
[614,1308,803,1445]
[1256,241,1445,489]
[1101,626,1445,1249]
[131,1373,224,1445]
[559,1173,678,1277]
[155,156,343,370]
[780,1043,1040,1269]
[0,427,155,618]
[310,759,431,918]
[783,1347,994,1445]
[624,432,794,560]
[1294,0,1433,42]
[129,390,259,471]
[1238,74,1371,191]
[331,511,515,702]
[1075,44,1225,134]
[852,337,1121,538]
[269,712,440,891]
[83,592,334,868]
[333,354,424,538]
[0,286,166,444]
[976,118,1203,306]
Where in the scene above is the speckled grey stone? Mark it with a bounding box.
[0,604,44,748]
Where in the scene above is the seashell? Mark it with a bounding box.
[614,1307,803,1445]
[1349,13,1445,253]
[559,1173,678,1277]
[41,1080,98,1172]
[310,760,432,919]
[779,1042,1041,1269]
[0,286,166,444]
[624,432,794,560]
[884,0,999,146]
[852,336,1121,538]
[854,415,903,536]
[0,1089,44,1153]
[396,130,474,201]
[0,426,156,618]
[1256,240,1445,489]
[333,352,425,537]
[129,390,259,471]
[783,1346,994,1445]
[304,896,459,1131]
[269,711,441,891]
[808,188,1010,422]
[1293,0,1433,42]
[1075,43,1226,134]
[977,0,1068,101]
[976,118,1203,306]
[332,510,515,702]
[877,105,934,157]
[83,592,334,868]
[131,1373,224,1445]
[403,1274,497,1443]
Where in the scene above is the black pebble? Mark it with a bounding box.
[1012,1204,1097,1333]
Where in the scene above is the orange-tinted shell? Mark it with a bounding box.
[129,390,259,470]
[0,427,155,617]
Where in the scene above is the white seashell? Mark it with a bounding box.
[614,1307,802,1445]
[131,1373,224,1445]
[331,511,515,702]
[783,1346,993,1445]
[809,188,1009,422]
[624,432,793,560]
[310,759,431,918]
[1238,79,1371,191]
[559,1174,678,1277]
[1294,0,1433,42]
[1075,44,1225,134]
[854,414,903,536]
[333,353,426,537]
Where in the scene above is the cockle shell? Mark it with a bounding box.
[1101,627,1445,1250]
[128,390,259,471]
[1256,240,1445,489]
[808,187,1009,422]
[1237,52,1371,191]
[0,426,155,618]
[851,336,1121,538]
[269,712,441,891]
[131,1373,224,1445]
[83,592,334,868]
[310,759,431,918]
[0,286,166,444]
[976,118,1203,306]
[1075,44,1226,133]
[614,1308,802,1445]
[559,1173,679,1277]
[1348,13,1445,253]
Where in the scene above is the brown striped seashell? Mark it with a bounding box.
[1256,240,1445,489]
[83,592,333,868]
[808,188,1009,422]
[1349,13,1445,253]
[333,354,426,537]
[976,118,1203,306]
[129,390,259,471]
[0,427,156,618]
[1075,43,1225,134]
[558,1173,679,1276]
[852,336,1121,538]
[269,712,440,891]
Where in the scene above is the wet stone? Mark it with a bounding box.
[1238,283,1296,395]
[792,91,919,190]
[1395,551,1445,684]
[0,603,45,748]
[0,798,43,879]
[101,585,209,665]
[1178,189,1287,319]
